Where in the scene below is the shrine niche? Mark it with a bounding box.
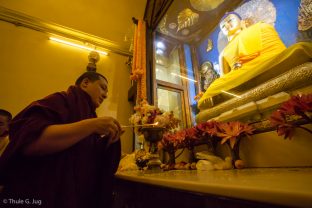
[149,0,312,129]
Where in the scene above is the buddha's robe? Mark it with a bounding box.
[198,22,312,109]
[0,86,121,208]
[222,22,286,72]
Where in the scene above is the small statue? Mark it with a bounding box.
[135,142,149,170]
[86,51,100,72]
[199,61,219,91]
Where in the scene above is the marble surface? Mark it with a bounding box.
[116,168,312,207]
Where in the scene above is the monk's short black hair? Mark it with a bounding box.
[0,109,12,121]
[75,71,108,85]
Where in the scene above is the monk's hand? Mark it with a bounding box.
[93,117,122,143]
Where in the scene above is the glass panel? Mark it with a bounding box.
[155,36,182,85]
[157,88,184,128]
[154,0,310,124]
[183,44,197,125]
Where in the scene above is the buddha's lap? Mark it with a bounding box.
[198,42,312,110]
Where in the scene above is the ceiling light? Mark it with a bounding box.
[156,41,166,50]
[156,48,164,55]
[49,37,108,56]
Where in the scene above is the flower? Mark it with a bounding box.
[182,127,200,150]
[213,121,255,149]
[269,110,296,139]
[158,131,185,153]
[195,121,218,136]
[279,94,312,116]
[269,94,312,139]
[158,120,254,157]
[129,100,180,134]
[158,121,217,152]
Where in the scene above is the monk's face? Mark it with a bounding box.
[81,77,108,108]
[0,115,9,137]
[220,14,241,36]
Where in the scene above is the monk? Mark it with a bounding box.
[0,71,122,208]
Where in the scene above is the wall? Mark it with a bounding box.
[215,125,312,168]
[0,21,134,153]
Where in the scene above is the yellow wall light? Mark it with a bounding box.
[49,37,108,56]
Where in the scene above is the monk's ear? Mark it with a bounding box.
[80,78,90,89]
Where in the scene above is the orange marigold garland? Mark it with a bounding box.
[131,19,147,103]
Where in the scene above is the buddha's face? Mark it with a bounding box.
[220,14,241,36]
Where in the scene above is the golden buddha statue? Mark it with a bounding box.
[198,12,312,110]
[219,12,286,74]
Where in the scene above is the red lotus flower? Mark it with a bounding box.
[196,121,219,136]
[215,121,255,149]
[159,131,185,152]
[269,94,312,139]
[279,94,312,116]
[183,127,200,149]
[269,110,296,139]
[185,127,199,140]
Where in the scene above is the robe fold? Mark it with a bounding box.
[0,86,121,208]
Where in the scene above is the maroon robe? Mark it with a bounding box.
[0,86,121,208]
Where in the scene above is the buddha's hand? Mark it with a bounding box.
[92,117,123,143]
[233,61,242,70]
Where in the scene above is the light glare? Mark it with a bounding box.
[49,37,108,55]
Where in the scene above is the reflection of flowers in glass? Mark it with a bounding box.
[129,100,180,134]
[270,94,312,139]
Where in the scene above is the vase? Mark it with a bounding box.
[141,127,165,170]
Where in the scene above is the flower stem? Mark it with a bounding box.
[297,126,312,134]
[175,148,185,159]
[299,112,312,123]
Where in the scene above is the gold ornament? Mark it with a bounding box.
[177,8,199,32]
[298,0,312,31]
[190,0,224,11]
[206,39,213,52]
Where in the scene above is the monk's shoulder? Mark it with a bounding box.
[40,91,68,106]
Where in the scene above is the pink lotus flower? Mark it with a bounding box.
[215,121,255,149]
